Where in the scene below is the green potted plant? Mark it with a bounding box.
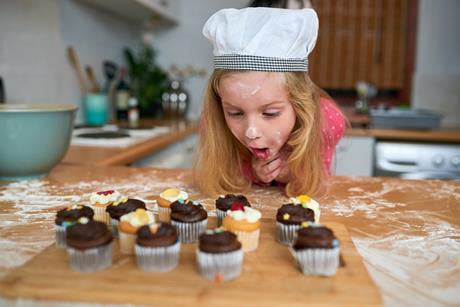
[123,41,170,117]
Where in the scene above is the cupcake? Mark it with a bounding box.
[222,203,262,252]
[215,194,251,226]
[55,204,94,247]
[288,195,320,222]
[157,188,189,222]
[106,197,146,238]
[66,217,113,272]
[118,208,155,255]
[290,223,340,276]
[135,223,180,272]
[89,190,123,226]
[196,229,244,281]
[276,203,314,245]
[170,200,208,243]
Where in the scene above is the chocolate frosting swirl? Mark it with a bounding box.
[136,223,178,247]
[292,225,338,250]
[199,231,241,253]
[66,221,113,250]
[276,203,315,225]
[105,198,146,220]
[170,201,208,223]
[55,205,94,226]
[215,194,251,211]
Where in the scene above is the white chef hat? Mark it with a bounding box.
[202,7,319,72]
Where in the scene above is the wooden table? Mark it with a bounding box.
[0,165,459,306]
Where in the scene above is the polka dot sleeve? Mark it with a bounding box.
[320,97,346,175]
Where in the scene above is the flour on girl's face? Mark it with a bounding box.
[235,81,261,99]
[245,126,260,139]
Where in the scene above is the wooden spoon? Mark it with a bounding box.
[85,65,100,93]
[67,46,88,93]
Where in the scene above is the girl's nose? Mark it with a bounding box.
[245,125,261,140]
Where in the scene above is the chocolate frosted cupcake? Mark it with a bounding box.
[276,203,314,245]
[66,217,113,272]
[55,204,94,247]
[170,200,208,243]
[290,223,340,276]
[196,229,244,281]
[288,195,321,222]
[215,194,251,226]
[106,197,146,238]
[135,223,180,272]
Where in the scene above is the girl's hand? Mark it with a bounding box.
[252,146,292,184]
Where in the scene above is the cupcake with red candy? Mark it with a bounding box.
[89,190,123,226]
[215,194,251,226]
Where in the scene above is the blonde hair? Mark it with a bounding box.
[193,70,326,197]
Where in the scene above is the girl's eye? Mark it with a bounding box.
[263,112,281,118]
[226,111,243,117]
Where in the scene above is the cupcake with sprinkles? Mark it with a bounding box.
[157,188,189,222]
[118,208,155,255]
[196,228,244,281]
[106,197,146,238]
[89,189,123,226]
[55,204,94,247]
[215,194,251,226]
[276,201,315,245]
[290,222,340,276]
[66,217,113,272]
[288,195,320,222]
[135,222,180,272]
[170,200,208,243]
[222,203,262,252]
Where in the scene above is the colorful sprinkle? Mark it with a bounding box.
[97,190,114,196]
[283,213,290,220]
[297,195,311,204]
[78,217,89,224]
[231,201,245,211]
[301,221,310,228]
[163,188,180,198]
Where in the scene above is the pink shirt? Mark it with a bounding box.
[242,97,345,183]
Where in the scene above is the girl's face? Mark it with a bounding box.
[219,71,297,160]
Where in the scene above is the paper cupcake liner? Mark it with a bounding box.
[135,241,181,272]
[289,246,340,276]
[55,224,68,248]
[92,206,111,226]
[171,219,208,244]
[196,248,244,281]
[67,242,113,272]
[119,231,136,255]
[215,209,226,227]
[157,206,171,222]
[276,222,301,245]
[232,229,260,252]
[111,218,119,239]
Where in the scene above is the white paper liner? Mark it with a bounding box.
[276,222,301,245]
[67,242,113,272]
[119,231,136,255]
[91,205,111,226]
[196,248,244,281]
[289,246,340,276]
[111,218,119,239]
[157,206,171,222]
[232,229,260,252]
[216,209,226,226]
[171,219,208,244]
[135,241,181,272]
[54,224,67,248]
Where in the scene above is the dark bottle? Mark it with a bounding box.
[115,68,130,121]
[0,76,5,103]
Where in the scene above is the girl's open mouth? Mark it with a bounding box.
[252,147,270,159]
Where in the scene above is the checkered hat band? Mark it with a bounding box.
[214,55,308,72]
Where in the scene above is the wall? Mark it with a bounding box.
[412,0,460,127]
[0,0,139,123]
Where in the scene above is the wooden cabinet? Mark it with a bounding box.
[333,135,375,176]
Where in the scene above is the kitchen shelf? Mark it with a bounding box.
[77,0,178,26]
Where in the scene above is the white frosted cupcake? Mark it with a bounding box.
[66,217,113,272]
[290,223,340,276]
[156,188,189,222]
[196,229,244,281]
[89,190,123,226]
[222,203,262,252]
[118,208,155,255]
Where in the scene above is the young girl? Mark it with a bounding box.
[194,7,345,197]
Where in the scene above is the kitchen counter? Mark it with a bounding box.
[0,165,459,306]
[347,127,460,143]
[63,120,198,166]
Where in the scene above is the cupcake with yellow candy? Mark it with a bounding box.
[288,195,320,223]
[105,197,146,238]
[89,190,123,226]
[222,203,262,252]
[157,188,189,222]
[276,200,315,245]
[118,208,155,255]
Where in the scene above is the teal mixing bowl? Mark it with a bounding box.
[0,104,78,181]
